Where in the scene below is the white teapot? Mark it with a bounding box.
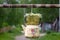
[21,13,42,37]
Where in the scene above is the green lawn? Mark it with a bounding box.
[0,26,22,40]
[31,33,60,40]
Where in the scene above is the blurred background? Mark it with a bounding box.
[0,0,59,40]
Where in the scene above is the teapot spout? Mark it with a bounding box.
[21,25,26,31]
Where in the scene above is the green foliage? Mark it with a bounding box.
[0,0,4,4]
[32,0,59,4]
[0,8,9,28]
[7,8,24,25]
[0,0,59,28]
[7,0,19,4]
[2,22,8,27]
[0,0,24,27]
[37,8,59,22]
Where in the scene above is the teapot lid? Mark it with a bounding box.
[24,12,42,18]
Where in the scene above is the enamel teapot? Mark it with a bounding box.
[22,13,42,37]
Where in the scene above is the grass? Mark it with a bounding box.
[0,33,14,40]
[0,26,60,40]
[31,33,60,40]
[0,26,22,40]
